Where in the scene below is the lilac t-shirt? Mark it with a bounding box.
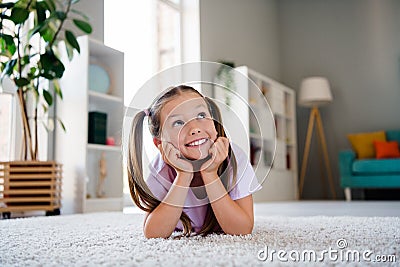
[145,143,262,232]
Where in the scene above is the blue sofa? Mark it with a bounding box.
[339,130,400,201]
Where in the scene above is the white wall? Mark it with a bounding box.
[199,0,280,80]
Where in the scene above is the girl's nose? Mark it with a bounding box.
[186,119,202,135]
[190,128,201,135]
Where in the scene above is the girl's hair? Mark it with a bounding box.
[127,85,237,237]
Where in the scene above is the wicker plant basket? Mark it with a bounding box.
[0,161,62,219]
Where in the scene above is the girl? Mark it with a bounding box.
[127,85,261,238]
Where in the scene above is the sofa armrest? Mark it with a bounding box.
[339,150,356,177]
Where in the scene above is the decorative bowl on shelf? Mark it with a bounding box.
[89,64,110,94]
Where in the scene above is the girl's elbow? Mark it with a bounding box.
[239,224,253,235]
[244,224,254,235]
[143,225,171,239]
[238,219,254,235]
[225,223,253,236]
[144,232,168,239]
[143,229,158,239]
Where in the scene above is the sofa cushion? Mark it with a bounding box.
[353,158,400,174]
[374,141,400,159]
[347,131,386,159]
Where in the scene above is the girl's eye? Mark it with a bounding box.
[197,112,207,119]
[172,120,184,127]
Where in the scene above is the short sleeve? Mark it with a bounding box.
[145,153,176,202]
[146,173,168,202]
[228,143,262,200]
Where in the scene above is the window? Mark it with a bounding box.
[157,0,181,71]
[104,0,182,106]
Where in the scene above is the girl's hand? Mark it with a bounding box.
[158,141,193,174]
[200,137,230,175]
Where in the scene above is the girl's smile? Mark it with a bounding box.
[185,138,209,147]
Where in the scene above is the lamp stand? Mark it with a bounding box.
[298,106,336,199]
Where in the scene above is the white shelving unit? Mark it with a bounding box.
[213,66,298,202]
[56,36,124,213]
[246,68,298,202]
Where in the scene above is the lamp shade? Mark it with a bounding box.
[298,77,333,107]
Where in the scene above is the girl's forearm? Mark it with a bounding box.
[203,173,254,235]
[144,173,192,238]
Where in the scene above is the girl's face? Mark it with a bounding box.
[159,92,218,160]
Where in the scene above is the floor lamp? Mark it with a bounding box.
[298,77,336,199]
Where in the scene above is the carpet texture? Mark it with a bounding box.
[1,212,399,266]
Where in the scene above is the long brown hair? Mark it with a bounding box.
[127,85,237,237]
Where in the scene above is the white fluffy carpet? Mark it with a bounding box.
[1,212,399,266]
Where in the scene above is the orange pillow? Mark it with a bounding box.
[373,141,400,159]
[347,131,386,159]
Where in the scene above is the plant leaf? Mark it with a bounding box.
[42,103,48,113]
[57,118,66,132]
[65,30,80,53]
[52,57,65,78]
[40,50,65,79]
[8,44,17,57]
[72,0,81,4]
[15,77,30,87]
[28,67,38,79]
[36,1,47,24]
[41,25,55,42]
[65,41,74,61]
[20,55,30,66]
[53,79,63,100]
[0,33,16,57]
[0,3,15,9]
[2,59,17,77]
[9,7,29,24]
[43,0,56,12]
[0,33,14,45]
[43,89,53,106]
[14,0,31,9]
[0,38,6,54]
[73,19,92,34]
[71,8,89,21]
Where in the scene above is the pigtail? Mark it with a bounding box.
[128,109,193,237]
[127,110,160,212]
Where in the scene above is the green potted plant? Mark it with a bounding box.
[1,0,92,160]
[0,0,92,218]
[216,61,236,107]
